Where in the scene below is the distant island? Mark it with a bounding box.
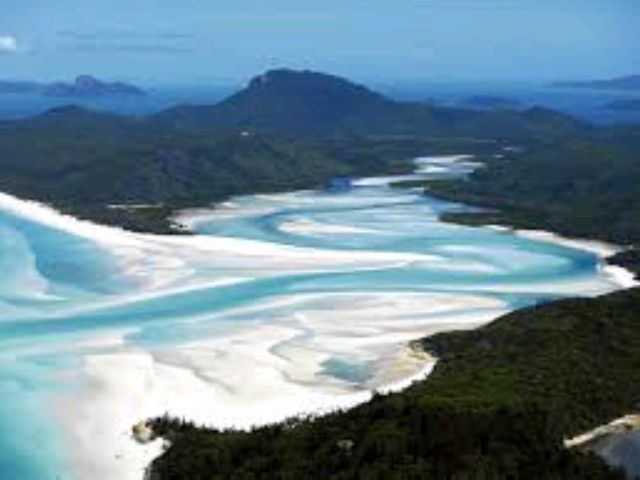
[553,74,640,91]
[0,75,145,97]
[459,95,521,110]
[606,98,640,111]
[43,75,145,97]
[0,80,42,94]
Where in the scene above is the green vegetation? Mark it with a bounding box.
[425,134,640,276]
[156,70,587,140]
[0,106,500,232]
[0,69,594,232]
[0,108,348,232]
[148,288,640,479]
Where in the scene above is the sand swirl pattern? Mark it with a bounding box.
[0,156,631,479]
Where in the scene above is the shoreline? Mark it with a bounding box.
[0,155,636,480]
[564,414,640,451]
[486,226,638,289]
[55,291,495,480]
[143,287,640,480]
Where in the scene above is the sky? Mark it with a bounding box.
[1,0,639,86]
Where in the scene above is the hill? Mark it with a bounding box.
[148,287,640,480]
[1,105,469,231]
[0,111,348,232]
[156,69,393,134]
[156,69,587,138]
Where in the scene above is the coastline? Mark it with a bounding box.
[143,286,640,479]
[136,186,636,478]
[0,154,636,480]
[489,226,638,289]
[564,414,640,450]
[54,291,499,480]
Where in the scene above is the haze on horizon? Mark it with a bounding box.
[1,0,638,86]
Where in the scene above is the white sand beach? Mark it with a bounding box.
[54,291,501,480]
[0,154,635,480]
[500,227,638,289]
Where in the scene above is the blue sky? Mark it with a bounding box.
[1,0,638,85]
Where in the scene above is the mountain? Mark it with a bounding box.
[156,69,395,133]
[43,75,145,97]
[157,69,586,138]
[217,69,393,127]
[553,74,640,91]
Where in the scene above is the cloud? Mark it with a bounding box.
[0,35,18,53]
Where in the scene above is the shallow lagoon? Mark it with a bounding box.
[0,156,626,479]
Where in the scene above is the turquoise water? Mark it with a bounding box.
[595,432,640,478]
[0,157,622,479]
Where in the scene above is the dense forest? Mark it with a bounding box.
[0,109,498,232]
[148,288,640,480]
